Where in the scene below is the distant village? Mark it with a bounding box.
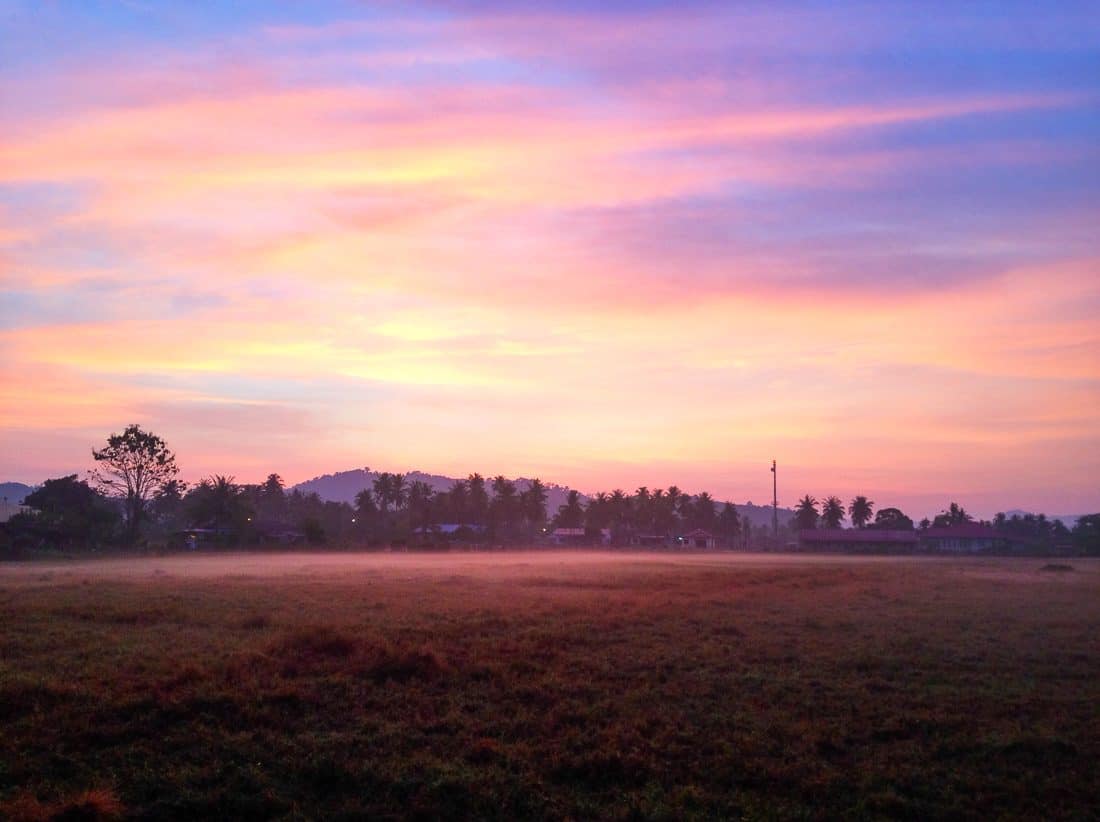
[2,426,1097,558]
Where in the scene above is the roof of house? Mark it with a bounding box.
[799,528,918,543]
[682,528,715,538]
[921,524,997,539]
[552,527,586,536]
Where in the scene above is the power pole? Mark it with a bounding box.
[771,459,778,546]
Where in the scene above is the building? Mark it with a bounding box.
[798,528,919,554]
[0,500,29,523]
[680,529,719,549]
[919,524,1000,553]
[551,527,611,546]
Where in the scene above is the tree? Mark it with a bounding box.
[407,481,434,531]
[467,474,489,526]
[521,479,548,533]
[693,492,717,530]
[21,475,120,548]
[794,495,819,531]
[933,502,972,528]
[821,496,846,528]
[848,496,874,529]
[186,475,251,536]
[90,424,179,542]
[1072,514,1100,556]
[556,490,585,529]
[871,507,914,530]
[718,502,741,546]
[258,473,287,522]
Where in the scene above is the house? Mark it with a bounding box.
[919,524,1000,553]
[415,523,486,541]
[0,500,29,523]
[551,527,611,546]
[798,528,919,554]
[251,519,306,545]
[680,528,719,549]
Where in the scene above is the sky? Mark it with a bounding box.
[1,1,1098,518]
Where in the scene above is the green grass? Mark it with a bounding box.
[1,552,1098,820]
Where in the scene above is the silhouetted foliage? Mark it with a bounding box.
[871,507,914,530]
[933,502,972,527]
[14,475,119,549]
[848,496,874,529]
[1072,514,1100,556]
[90,424,178,542]
[821,496,846,528]
[794,495,819,530]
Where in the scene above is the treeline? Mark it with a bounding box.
[3,425,1098,556]
[1,426,749,553]
[789,494,1097,554]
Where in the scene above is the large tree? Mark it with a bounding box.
[821,496,846,528]
[848,496,874,529]
[90,424,179,541]
[871,507,914,531]
[21,475,120,548]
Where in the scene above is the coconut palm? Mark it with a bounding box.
[848,496,874,529]
[794,495,819,531]
[821,496,846,528]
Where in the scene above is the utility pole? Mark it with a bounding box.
[771,459,778,546]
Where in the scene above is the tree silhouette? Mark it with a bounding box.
[821,496,845,528]
[933,502,972,527]
[556,490,585,528]
[467,474,489,527]
[521,478,548,532]
[90,424,179,542]
[872,507,914,530]
[848,496,874,529]
[406,481,434,531]
[718,502,741,544]
[794,495,819,531]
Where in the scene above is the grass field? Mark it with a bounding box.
[1,552,1098,820]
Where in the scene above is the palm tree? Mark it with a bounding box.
[694,492,717,530]
[467,474,489,526]
[821,496,845,528]
[372,473,393,517]
[719,502,741,545]
[556,490,585,529]
[491,475,517,538]
[390,473,407,511]
[848,496,874,529]
[447,480,468,524]
[406,481,433,530]
[521,478,548,531]
[794,494,819,531]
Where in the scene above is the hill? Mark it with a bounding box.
[0,481,34,504]
[291,468,794,526]
[292,468,578,516]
